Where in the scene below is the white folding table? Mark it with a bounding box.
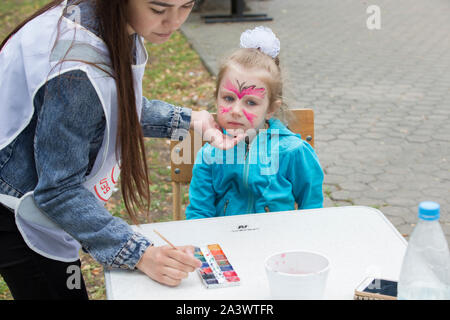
[104,206,407,300]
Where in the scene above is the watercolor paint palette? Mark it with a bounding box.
[195,244,240,289]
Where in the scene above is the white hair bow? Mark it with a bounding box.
[239,26,280,59]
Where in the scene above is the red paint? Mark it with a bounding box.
[202,267,212,274]
[226,276,240,282]
[223,271,237,277]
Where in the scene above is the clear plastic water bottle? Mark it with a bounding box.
[397,201,450,299]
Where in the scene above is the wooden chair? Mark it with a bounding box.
[170,108,315,220]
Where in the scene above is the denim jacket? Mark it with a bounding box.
[0,1,192,270]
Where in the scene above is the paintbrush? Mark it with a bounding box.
[153,229,178,250]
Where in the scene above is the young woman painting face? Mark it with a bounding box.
[127,0,195,43]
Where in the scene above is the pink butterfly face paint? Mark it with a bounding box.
[220,106,231,114]
[224,80,266,100]
[242,109,257,126]
[219,78,268,130]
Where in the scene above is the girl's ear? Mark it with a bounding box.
[265,99,282,120]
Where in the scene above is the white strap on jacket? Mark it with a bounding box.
[0,193,19,211]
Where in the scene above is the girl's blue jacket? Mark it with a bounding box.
[186,118,324,219]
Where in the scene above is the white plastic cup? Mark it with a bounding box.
[265,250,330,299]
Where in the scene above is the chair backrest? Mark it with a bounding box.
[170,108,315,220]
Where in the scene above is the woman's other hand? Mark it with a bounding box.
[191,110,244,149]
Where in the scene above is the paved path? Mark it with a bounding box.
[181,0,450,243]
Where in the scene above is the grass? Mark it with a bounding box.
[0,0,216,300]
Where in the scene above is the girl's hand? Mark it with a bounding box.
[191,110,245,149]
[136,245,202,287]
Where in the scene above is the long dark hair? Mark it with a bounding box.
[1,0,150,224]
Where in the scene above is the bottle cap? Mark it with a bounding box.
[418,201,440,221]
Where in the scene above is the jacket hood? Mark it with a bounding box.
[266,118,299,137]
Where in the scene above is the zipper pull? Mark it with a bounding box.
[223,199,229,214]
[244,136,250,160]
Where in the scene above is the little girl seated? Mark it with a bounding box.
[185,27,324,219]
